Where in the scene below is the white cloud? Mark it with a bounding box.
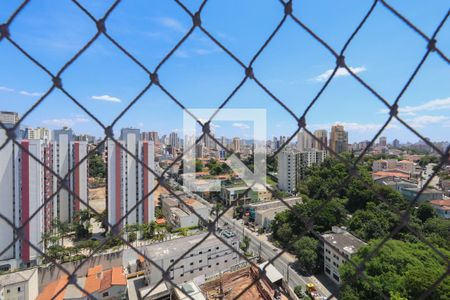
[91,95,121,103]
[310,121,399,133]
[232,122,250,130]
[19,90,42,97]
[404,115,448,128]
[380,97,450,116]
[0,86,14,92]
[313,66,366,82]
[154,17,187,33]
[42,116,89,127]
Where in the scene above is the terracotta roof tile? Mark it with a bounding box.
[36,276,68,300]
[111,267,127,286]
[99,269,112,292]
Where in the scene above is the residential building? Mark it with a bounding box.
[379,136,387,147]
[141,131,159,143]
[0,111,19,125]
[277,149,327,192]
[400,188,444,203]
[0,268,38,300]
[51,128,88,222]
[321,227,366,285]
[220,186,272,206]
[393,138,400,148]
[277,150,296,192]
[23,127,51,141]
[372,159,415,175]
[125,233,241,287]
[232,137,240,153]
[169,132,179,148]
[36,266,127,300]
[374,176,417,191]
[297,129,314,151]
[430,200,450,219]
[161,195,208,228]
[329,125,348,154]
[107,128,155,231]
[314,129,328,150]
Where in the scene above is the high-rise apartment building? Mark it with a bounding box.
[393,139,400,148]
[379,136,387,147]
[107,129,155,231]
[278,149,327,192]
[24,127,51,141]
[232,137,241,153]
[0,111,19,126]
[51,128,88,222]
[169,132,179,148]
[329,125,348,154]
[0,118,88,269]
[141,131,159,143]
[297,129,314,151]
[314,129,328,150]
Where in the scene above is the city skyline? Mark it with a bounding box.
[1,0,449,143]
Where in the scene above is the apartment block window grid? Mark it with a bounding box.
[0,0,449,299]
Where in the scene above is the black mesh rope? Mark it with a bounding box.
[0,0,449,299]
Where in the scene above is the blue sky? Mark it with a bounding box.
[0,0,449,143]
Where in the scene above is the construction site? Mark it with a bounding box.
[199,267,288,300]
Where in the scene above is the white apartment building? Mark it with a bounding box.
[23,127,51,141]
[0,268,39,300]
[0,127,88,270]
[52,128,88,222]
[278,149,327,192]
[129,233,241,286]
[107,128,155,231]
[277,150,296,192]
[297,129,314,151]
[321,227,366,285]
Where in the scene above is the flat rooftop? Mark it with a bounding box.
[322,230,366,255]
[141,233,238,260]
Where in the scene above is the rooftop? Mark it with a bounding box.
[141,232,237,260]
[322,228,366,255]
[0,268,37,288]
[430,200,450,211]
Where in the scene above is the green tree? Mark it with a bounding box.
[88,154,106,178]
[340,239,450,300]
[240,235,250,253]
[416,202,436,223]
[293,237,319,273]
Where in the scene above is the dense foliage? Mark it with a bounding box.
[88,154,106,178]
[340,240,450,300]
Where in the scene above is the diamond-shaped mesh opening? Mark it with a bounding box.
[0,0,449,299]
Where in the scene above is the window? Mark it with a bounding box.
[333,274,340,282]
[208,265,211,268]
[190,271,194,274]
[180,274,184,277]
[199,260,203,263]
[216,247,219,250]
[216,262,219,266]
[170,259,174,263]
[199,268,203,271]
[224,260,228,263]
[199,251,203,254]
[102,292,109,297]
[190,262,194,266]
[325,267,331,274]
[17,287,21,292]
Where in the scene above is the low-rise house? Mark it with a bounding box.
[430,200,450,219]
[162,195,208,229]
[220,186,272,206]
[36,266,127,300]
[400,187,444,203]
[374,176,417,191]
[0,268,38,300]
[321,227,366,285]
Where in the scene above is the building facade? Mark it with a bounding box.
[277,149,327,192]
[107,129,155,231]
[329,125,348,154]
